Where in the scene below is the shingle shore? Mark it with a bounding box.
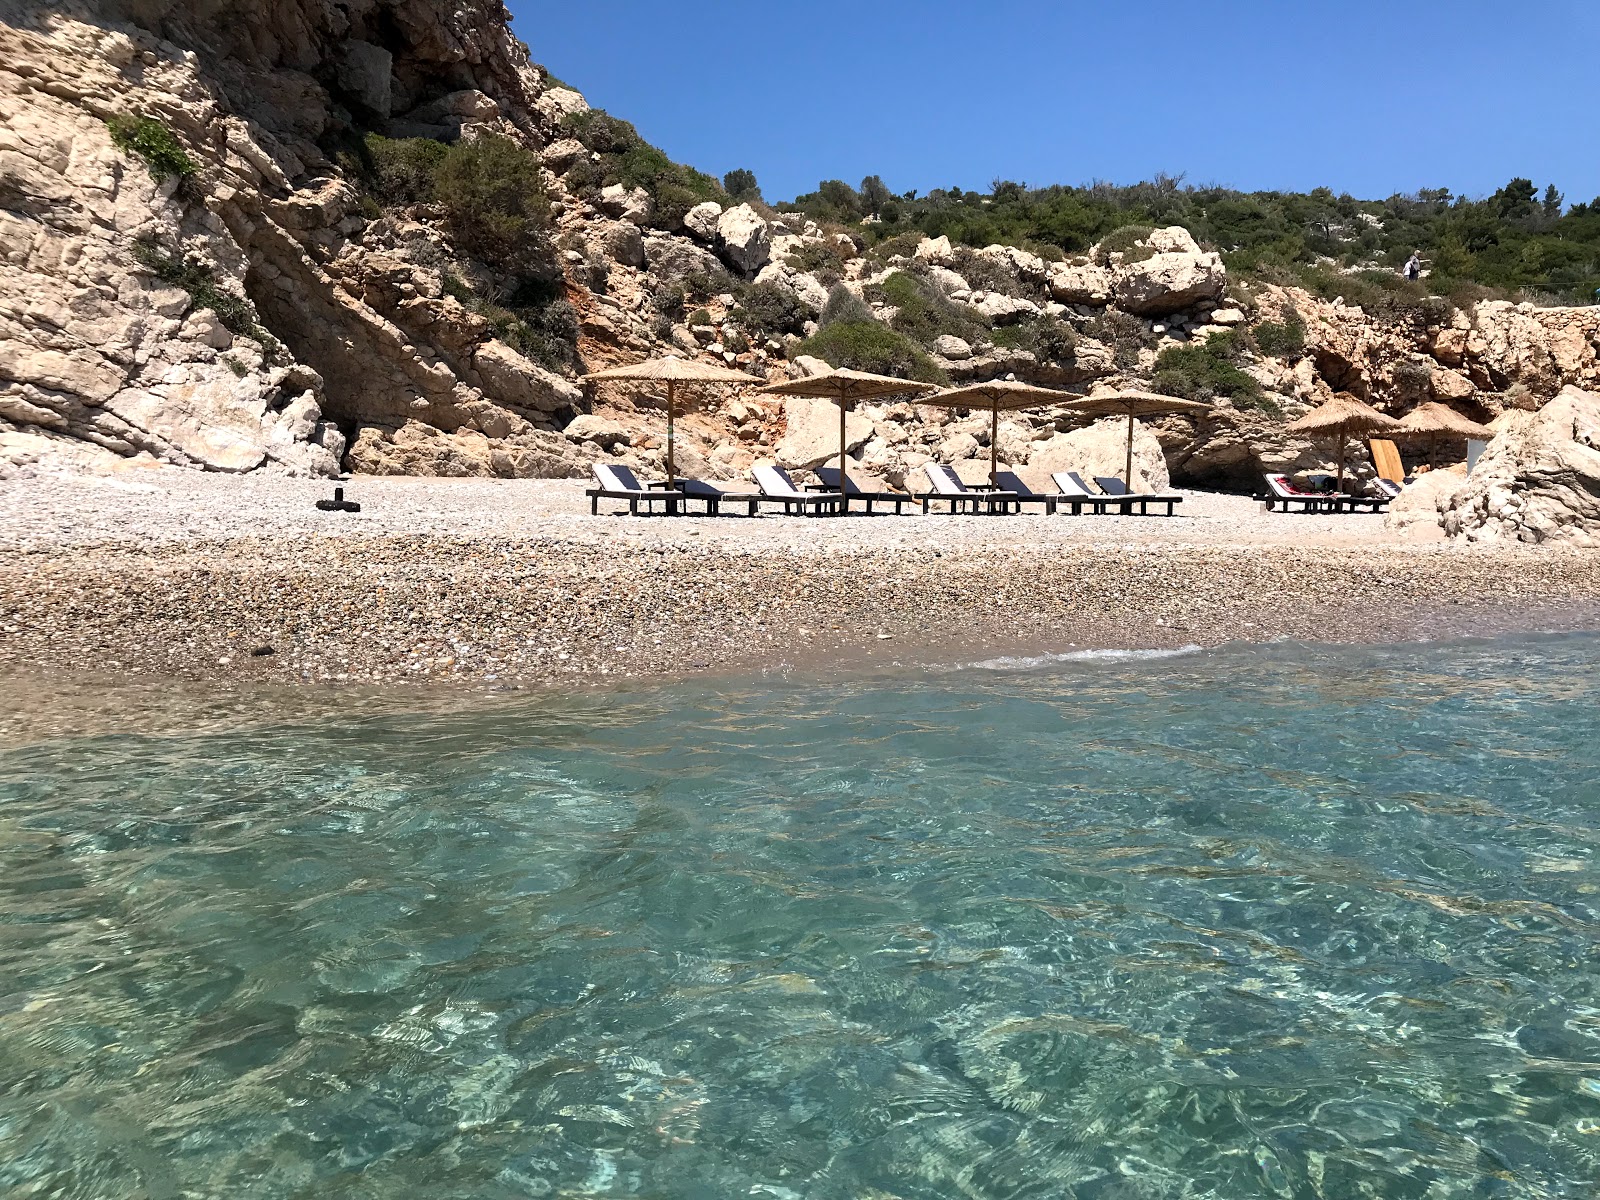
[2,474,1597,689]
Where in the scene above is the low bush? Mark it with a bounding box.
[785,241,851,286]
[562,109,722,228]
[948,247,1025,297]
[1252,309,1306,356]
[364,134,448,204]
[443,270,577,371]
[106,115,196,180]
[872,271,989,349]
[434,134,552,275]
[795,321,948,385]
[819,283,874,327]
[1094,224,1156,265]
[1151,331,1275,413]
[1082,310,1156,369]
[989,315,1078,364]
[731,281,816,341]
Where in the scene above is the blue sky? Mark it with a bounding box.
[507,1,1598,207]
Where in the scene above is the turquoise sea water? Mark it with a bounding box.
[2,635,1599,1199]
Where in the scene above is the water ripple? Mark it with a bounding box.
[1,633,1598,1197]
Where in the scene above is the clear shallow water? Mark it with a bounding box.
[2,636,1600,1199]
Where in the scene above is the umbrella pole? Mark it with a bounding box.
[990,403,999,489]
[666,379,676,489]
[1336,432,1346,493]
[838,391,848,516]
[1125,411,1135,491]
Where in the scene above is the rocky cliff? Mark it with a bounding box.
[3,0,1599,501]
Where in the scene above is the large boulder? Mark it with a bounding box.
[1382,469,1466,539]
[716,203,772,274]
[1023,417,1172,494]
[644,236,725,287]
[1047,261,1113,306]
[1439,385,1600,544]
[684,201,723,242]
[1112,226,1227,315]
[598,184,654,224]
[774,396,873,470]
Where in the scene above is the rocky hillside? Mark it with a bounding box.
[3,0,1599,495]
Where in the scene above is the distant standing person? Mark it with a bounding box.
[1404,251,1422,281]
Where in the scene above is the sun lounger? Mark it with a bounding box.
[992,471,1060,515]
[921,463,1020,514]
[1092,475,1184,517]
[587,463,691,515]
[1049,471,1120,514]
[752,464,845,515]
[812,466,913,515]
[1373,477,1403,500]
[1259,472,1340,513]
[676,478,761,517]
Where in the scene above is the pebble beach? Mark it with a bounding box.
[3,471,1599,693]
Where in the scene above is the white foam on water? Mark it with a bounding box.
[964,644,1206,671]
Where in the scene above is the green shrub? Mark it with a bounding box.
[561,109,721,228]
[731,282,816,340]
[132,239,268,345]
[683,269,736,301]
[1095,224,1156,264]
[687,307,712,327]
[872,271,988,349]
[866,231,925,263]
[364,134,448,204]
[106,115,196,180]
[990,316,1078,364]
[1082,310,1155,369]
[786,241,852,286]
[722,330,750,354]
[796,321,948,385]
[1151,332,1274,413]
[443,270,577,371]
[819,283,874,327]
[433,134,551,273]
[948,247,1025,297]
[1253,310,1306,356]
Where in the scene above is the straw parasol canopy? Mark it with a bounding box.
[761,367,933,512]
[1395,401,1495,468]
[917,380,1081,488]
[1062,389,1212,491]
[582,355,762,486]
[1285,392,1402,491]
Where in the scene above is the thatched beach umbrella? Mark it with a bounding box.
[916,380,1082,488]
[582,355,762,487]
[761,367,932,512]
[1396,402,1495,468]
[1062,389,1212,491]
[1285,392,1402,492]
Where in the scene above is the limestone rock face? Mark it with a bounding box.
[715,204,772,275]
[1025,417,1172,494]
[1112,228,1227,315]
[774,397,873,470]
[348,421,597,478]
[1439,386,1600,544]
